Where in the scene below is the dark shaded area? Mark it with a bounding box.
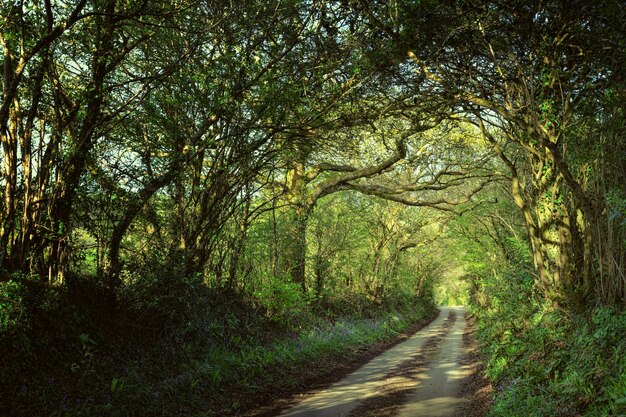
[0,273,437,416]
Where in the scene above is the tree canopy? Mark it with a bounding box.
[2,1,625,416]
[1,0,624,305]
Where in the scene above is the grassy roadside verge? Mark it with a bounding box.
[469,267,626,417]
[1,274,437,417]
[215,304,438,417]
[474,303,626,417]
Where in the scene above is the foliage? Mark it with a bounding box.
[0,267,436,416]
[0,277,24,334]
[249,273,311,329]
[465,219,626,416]
[476,294,626,416]
[2,1,625,416]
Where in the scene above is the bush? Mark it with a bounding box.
[471,264,626,417]
[0,278,26,335]
[249,273,311,329]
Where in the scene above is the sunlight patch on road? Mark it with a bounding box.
[280,307,468,417]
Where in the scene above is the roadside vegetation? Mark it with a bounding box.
[478,299,626,417]
[452,199,626,416]
[1,1,624,416]
[1,271,436,416]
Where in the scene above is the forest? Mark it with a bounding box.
[0,0,625,416]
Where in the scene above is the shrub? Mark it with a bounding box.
[471,265,626,417]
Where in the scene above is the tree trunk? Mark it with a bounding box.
[46,0,116,283]
[105,173,174,290]
[285,204,308,291]
[283,146,309,291]
[228,189,251,288]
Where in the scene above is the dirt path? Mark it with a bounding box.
[278,307,471,417]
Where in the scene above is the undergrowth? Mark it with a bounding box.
[0,272,435,416]
[470,264,626,417]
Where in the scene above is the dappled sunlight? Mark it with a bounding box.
[397,309,468,416]
[281,308,470,417]
[2,1,621,415]
[280,310,448,416]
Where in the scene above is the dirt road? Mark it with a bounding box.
[279,307,469,417]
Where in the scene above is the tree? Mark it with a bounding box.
[271,112,497,290]
[363,0,626,306]
[0,0,199,283]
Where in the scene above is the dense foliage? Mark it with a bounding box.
[1,0,624,415]
[455,207,626,416]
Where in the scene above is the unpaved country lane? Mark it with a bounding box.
[279,307,469,417]
[396,307,468,417]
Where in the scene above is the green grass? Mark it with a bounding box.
[0,273,436,417]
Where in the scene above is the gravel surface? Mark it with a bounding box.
[245,308,493,417]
